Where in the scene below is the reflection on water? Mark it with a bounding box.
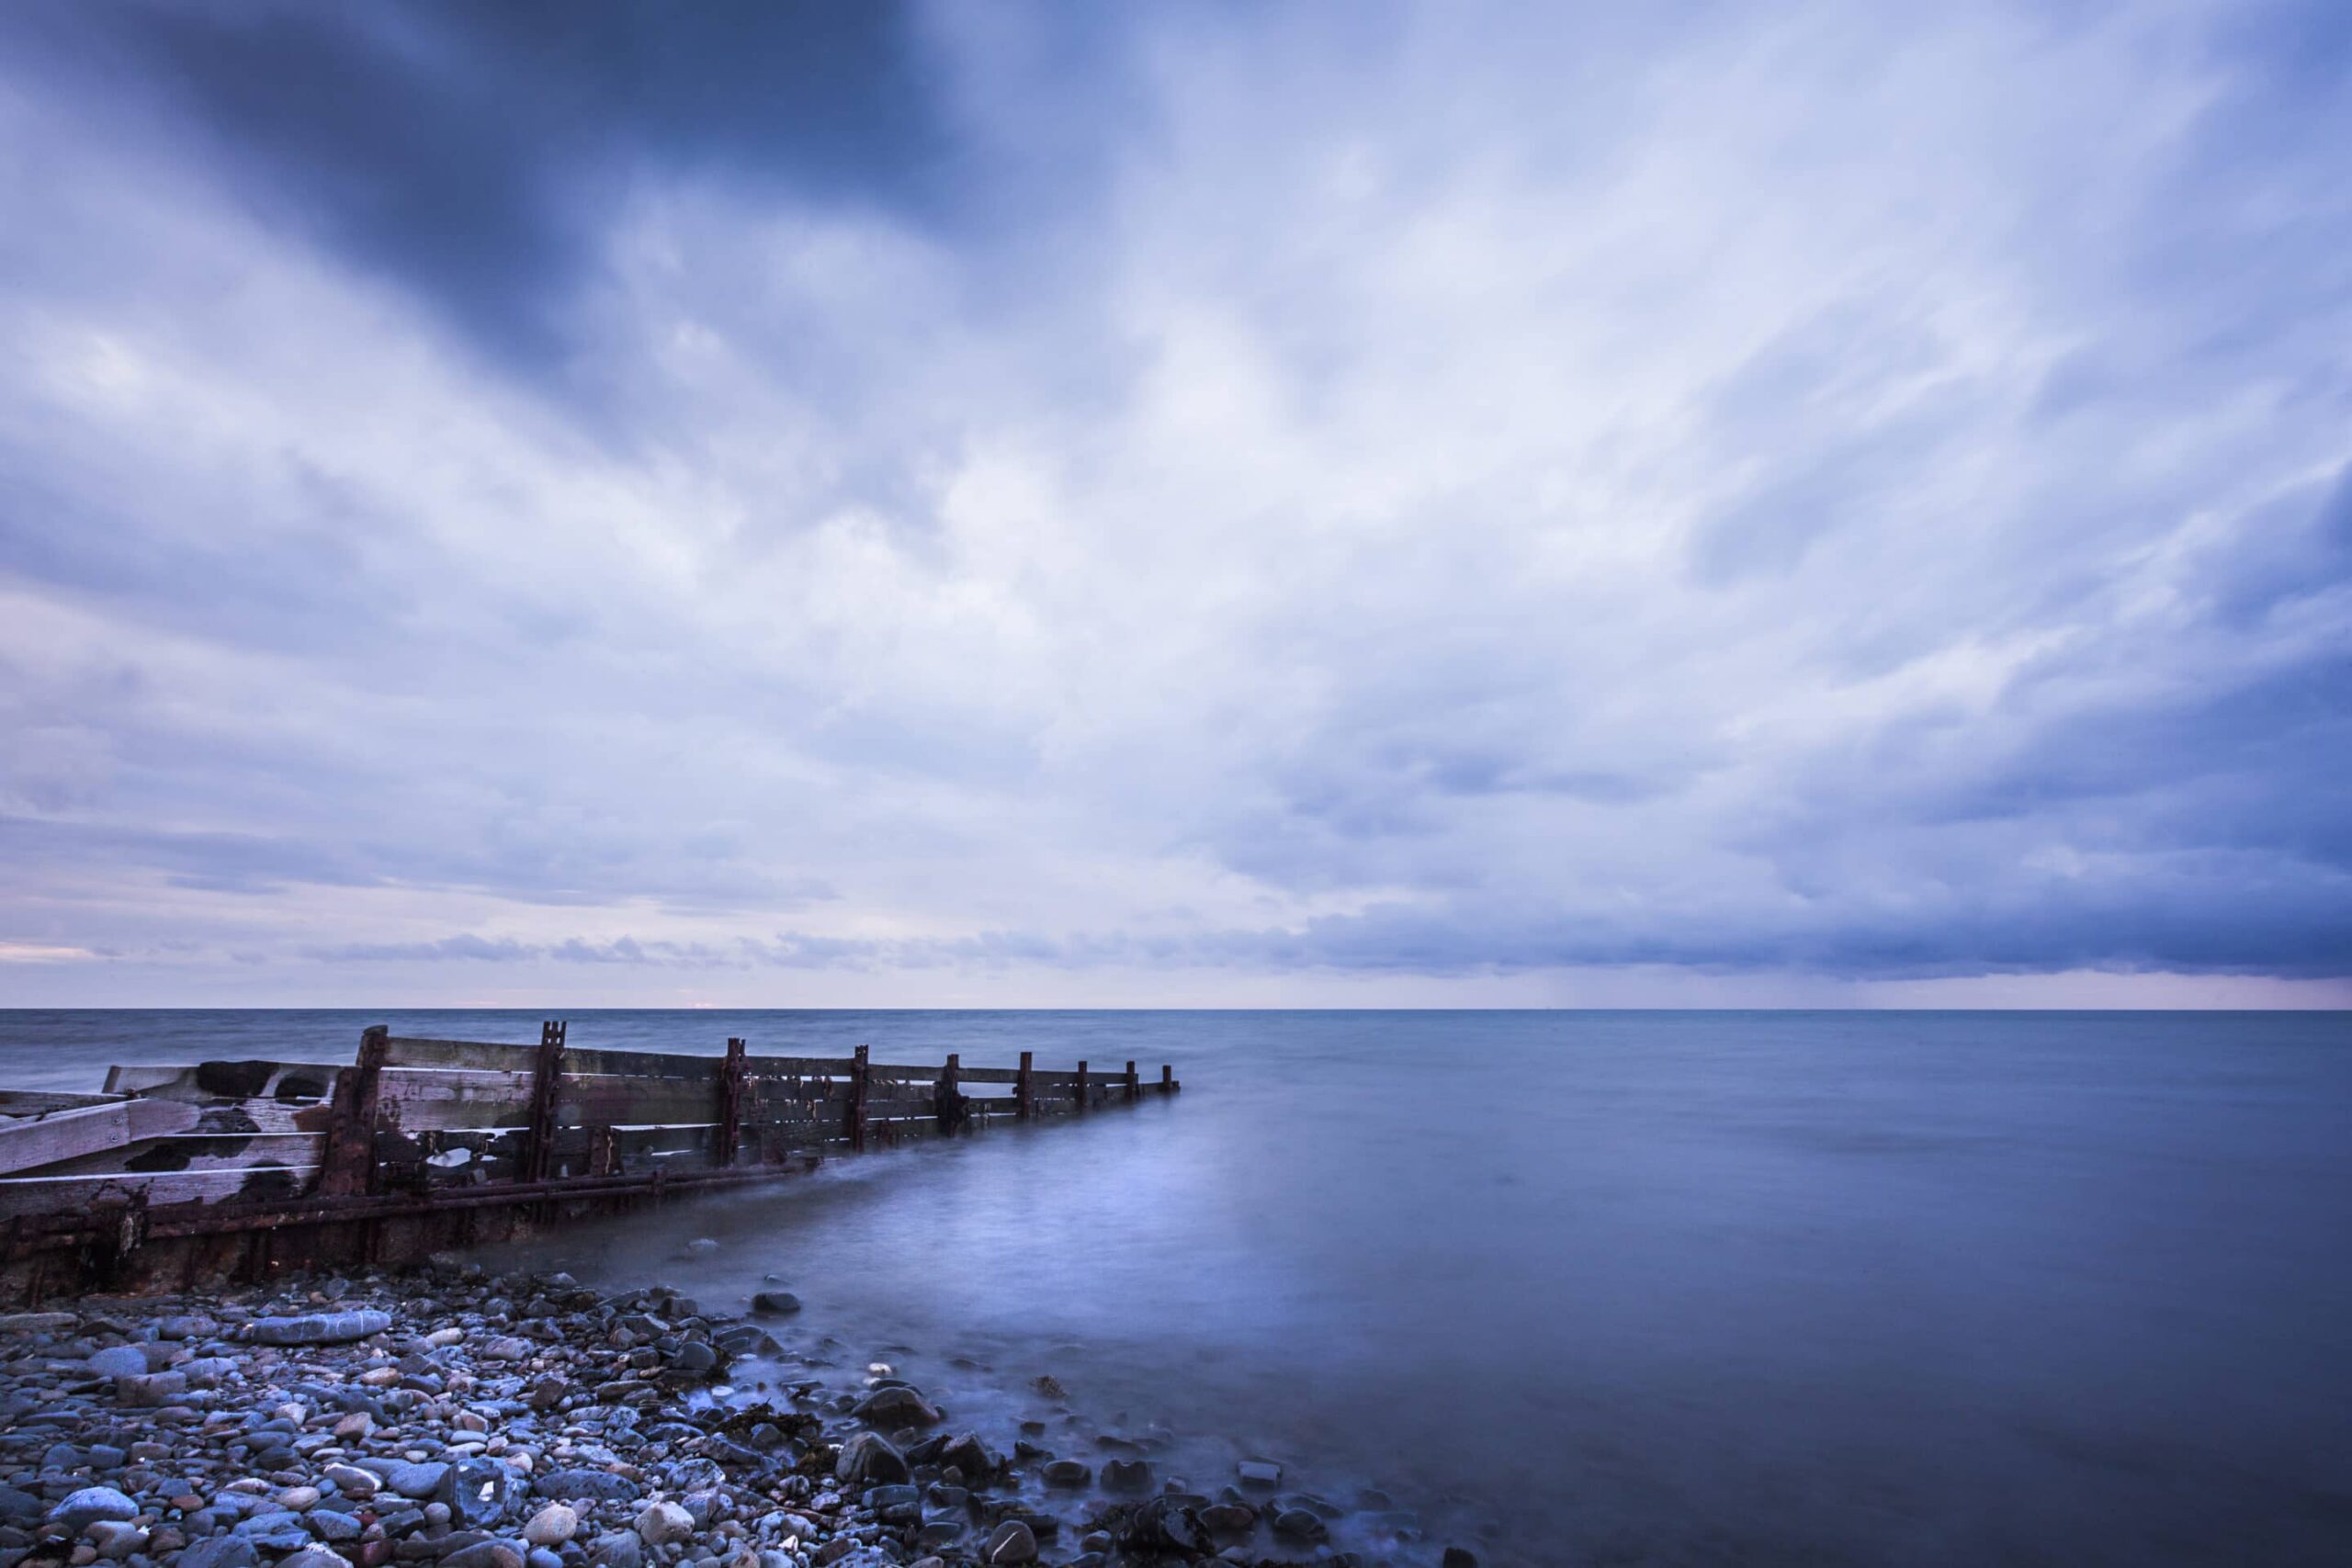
[5,1009,2350,1564]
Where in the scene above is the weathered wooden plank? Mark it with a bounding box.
[375,1068,536,1129]
[106,1061,341,1104]
[0,1089,130,1116]
[552,1074,720,1127]
[0,1098,207,1177]
[33,1133,323,1180]
[379,1036,538,1072]
[0,1164,317,1218]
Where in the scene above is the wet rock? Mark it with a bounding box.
[533,1471,639,1505]
[84,1346,148,1379]
[1100,1457,1153,1492]
[1040,1460,1090,1488]
[386,1461,451,1500]
[278,1550,348,1568]
[441,1541,526,1568]
[1441,1551,1479,1568]
[522,1505,578,1548]
[440,1456,514,1528]
[0,1311,76,1334]
[0,1486,46,1526]
[115,1371,188,1406]
[751,1292,801,1316]
[981,1520,1036,1565]
[587,1533,642,1568]
[247,1309,392,1345]
[1272,1507,1329,1541]
[938,1432,998,1480]
[308,1509,363,1542]
[633,1501,693,1548]
[322,1464,379,1500]
[852,1384,942,1427]
[48,1488,139,1531]
[1236,1459,1283,1489]
[834,1432,910,1487]
[1200,1503,1257,1533]
[177,1540,258,1568]
[85,1520,144,1561]
[1110,1498,1212,1555]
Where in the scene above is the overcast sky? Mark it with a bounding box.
[2,0,2347,1008]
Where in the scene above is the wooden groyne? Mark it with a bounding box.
[0,1022,1180,1303]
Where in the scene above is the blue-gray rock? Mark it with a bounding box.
[851,1385,941,1427]
[177,1540,258,1568]
[246,1309,391,1346]
[48,1487,138,1530]
[440,1457,513,1528]
[386,1461,451,1500]
[85,1347,148,1379]
[527,1551,563,1568]
[834,1432,910,1486]
[87,1444,127,1471]
[1101,1458,1153,1492]
[232,1516,312,1552]
[277,1549,350,1568]
[750,1292,801,1316]
[0,1486,46,1525]
[586,1532,641,1568]
[533,1470,639,1504]
[982,1519,1037,1565]
[1041,1460,1090,1487]
[307,1509,363,1542]
[440,1540,525,1568]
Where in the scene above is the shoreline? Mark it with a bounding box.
[0,1257,1481,1568]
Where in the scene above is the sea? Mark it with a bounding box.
[1,1009,2346,1566]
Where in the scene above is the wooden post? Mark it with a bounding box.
[936,1053,963,1134]
[524,1020,567,1184]
[1075,1060,1090,1113]
[1161,1063,1174,1095]
[320,1025,389,1198]
[715,1037,748,1168]
[1016,1051,1034,1121]
[849,1044,870,1152]
[1125,1060,1139,1103]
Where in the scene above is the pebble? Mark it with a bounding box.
[633,1500,694,1546]
[523,1502,579,1546]
[48,1486,140,1529]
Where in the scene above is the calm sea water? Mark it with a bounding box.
[2,1010,2348,1566]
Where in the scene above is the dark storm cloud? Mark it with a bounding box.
[2,0,951,370]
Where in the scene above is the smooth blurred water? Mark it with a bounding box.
[2,1009,2348,1565]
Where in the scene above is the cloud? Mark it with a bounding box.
[0,0,2347,1002]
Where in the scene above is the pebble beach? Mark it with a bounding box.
[0,1258,1478,1568]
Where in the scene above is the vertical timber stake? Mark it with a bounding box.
[1017,1051,1035,1121]
[1161,1063,1175,1095]
[1125,1060,1139,1103]
[1076,1060,1090,1114]
[849,1044,870,1152]
[715,1037,748,1168]
[524,1019,567,1185]
[320,1025,389,1198]
[936,1053,964,1134]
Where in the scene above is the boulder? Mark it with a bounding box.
[48,1486,140,1530]
[247,1309,392,1346]
[835,1431,910,1486]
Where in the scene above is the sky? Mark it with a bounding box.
[0,0,2347,1009]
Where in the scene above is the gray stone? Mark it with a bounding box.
[307,1510,364,1542]
[587,1532,642,1568]
[1236,1460,1283,1489]
[750,1292,801,1316]
[278,1550,351,1568]
[1271,1508,1328,1541]
[0,1311,75,1334]
[386,1461,451,1500]
[84,1346,148,1379]
[521,1504,577,1548]
[0,1486,45,1526]
[534,1471,640,1505]
[1441,1551,1480,1568]
[48,1487,139,1530]
[851,1385,941,1427]
[246,1309,392,1346]
[982,1520,1037,1565]
[834,1432,910,1487]
[633,1501,693,1548]
[322,1463,379,1499]
[114,1371,188,1406]
[85,1520,144,1560]
[441,1541,526,1568]
[177,1540,259,1568]
[439,1456,513,1528]
[1040,1460,1090,1488]
[1101,1458,1152,1492]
